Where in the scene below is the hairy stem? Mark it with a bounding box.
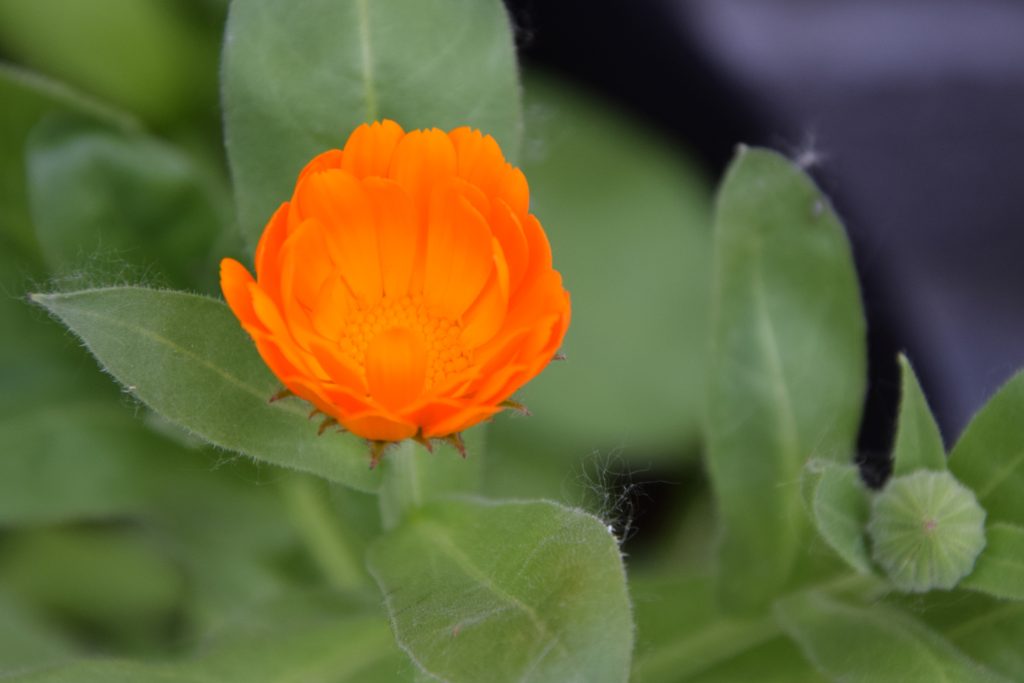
[281,475,366,591]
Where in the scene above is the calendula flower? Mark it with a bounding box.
[220,120,570,456]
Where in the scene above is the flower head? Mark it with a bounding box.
[221,120,570,449]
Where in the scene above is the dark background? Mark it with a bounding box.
[505,0,1024,486]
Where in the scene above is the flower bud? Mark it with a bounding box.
[868,470,986,592]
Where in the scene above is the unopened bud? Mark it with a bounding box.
[868,470,986,592]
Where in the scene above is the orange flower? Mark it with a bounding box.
[220,120,570,453]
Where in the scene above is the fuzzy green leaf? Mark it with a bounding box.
[775,591,1008,682]
[945,600,1024,681]
[892,355,947,475]
[27,114,228,292]
[855,575,1024,678]
[30,287,380,491]
[367,498,633,683]
[222,0,522,248]
[487,73,712,463]
[949,370,1024,526]
[803,460,873,574]
[706,147,866,611]
[630,574,821,683]
[5,613,409,683]
[962,522,1024,600]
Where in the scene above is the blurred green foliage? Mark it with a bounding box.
[1,0,1023,681]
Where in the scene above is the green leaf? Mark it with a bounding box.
[26,114,229,292]
[0,1,218,123]
[0,399,300,620]
[949,370,1024,526]
[30,286,380,491]
[5,663,203,683]
[0,63,136,265]
[222,0,522,248]
[775,591,1008,682]
[0,527,184,650]
[179,613,410,683]
[367,498,633,683]
[680,640,823,683]
[0,245,114,415]
[945,601,1024,681]
[0,401,163,525]
[5,613,410,683]
[0,590,76,676]
[0,83,123,412]
[962,522,1024,600]
[803,460,873,574]
[892,354,947,475]
[630,574,821,683]
[885,591,1024,681]
[706,147,866,611]
[487,72,712,461]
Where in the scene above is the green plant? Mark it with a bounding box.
[1,1,1021,681]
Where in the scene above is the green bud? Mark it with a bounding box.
[868,470,986,593]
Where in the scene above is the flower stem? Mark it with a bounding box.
[280,475,366,591]
[377,441,423,531]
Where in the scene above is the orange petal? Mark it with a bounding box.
[490,200,529,296]
[518,213,553,288]
[276,373,338,416]
[422,403,501,439]
[294,172,383,304]
[364,178,419,298]
[278,218,333,311]
[507,269,565,336]
[268,226,324,356]
[255,203,291,300]
[365,327,428,411]
[460,239,510,349]
[296,149,344,185]
[220,258,257,326]
[449,127,507,197]
[249,284,321,378]
[450,177,491,222]
[497,165,529,218]
[517,312,565,364]
[245,329,308,394]
[342,412,418,442]
[317,382,376,415]
[311,274,357,340]
[389,129,457,214]
[474,306,564,381]
[477,367,529,405]
[341,120,404,179]
[474,325,536,377]
[424,188,494,319]
[306,336,368,393]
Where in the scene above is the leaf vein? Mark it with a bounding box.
[417,520,582,681]
[47,293,307,419]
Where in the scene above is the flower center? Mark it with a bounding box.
[336,293,471,388]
